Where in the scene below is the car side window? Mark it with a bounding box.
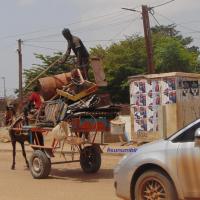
[172,122,200,143]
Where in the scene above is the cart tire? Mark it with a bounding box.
[29,150,51,179]
[80,146,101,173]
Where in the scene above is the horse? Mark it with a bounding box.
[8,116,30,170]
[5,105,30,170]
[6,102,45,170]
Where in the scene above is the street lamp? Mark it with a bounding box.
[1,77,6,98]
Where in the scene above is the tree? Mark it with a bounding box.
[90,35,147,103]
[151,25,199,73]
[154,36,198,72]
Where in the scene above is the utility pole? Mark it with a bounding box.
[122,5,155,74]
[1,77,6,98]
[142,5,155,74]
[17,39,23,101]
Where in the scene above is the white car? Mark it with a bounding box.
[114,118,200,200]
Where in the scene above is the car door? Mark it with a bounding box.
[175,123,200,198]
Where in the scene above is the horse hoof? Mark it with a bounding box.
[11,166,15,170]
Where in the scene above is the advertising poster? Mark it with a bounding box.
[134,119,147,132]
[147,117,158,132]
[131,80,161,133]
[181,80,199,97]
[161,78,176,104]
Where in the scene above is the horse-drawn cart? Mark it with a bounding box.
[12,108,118,179]
[9,69,119,178]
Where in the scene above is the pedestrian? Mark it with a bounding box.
[61,28,89,80]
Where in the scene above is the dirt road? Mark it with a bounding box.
[0,151,122,200]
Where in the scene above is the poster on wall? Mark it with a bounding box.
[147,117,158,132]
[182,80,199,97]
[139,81,146,93]
[152,80,160,93]
[161,78,176,104]
[130,80,162,133]
[162,90,176,104]
[134,118,147,132]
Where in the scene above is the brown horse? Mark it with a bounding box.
[5,106,30,170]
[6,102,45,170]
[9,117,30,170]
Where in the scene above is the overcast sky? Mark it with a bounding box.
[1,0,200,97]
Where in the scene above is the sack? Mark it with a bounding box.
[51,121,70,141]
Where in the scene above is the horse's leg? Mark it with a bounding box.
[11,140,16,170]
[20,142,29,168]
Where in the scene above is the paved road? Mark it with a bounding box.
[0,151,122,200]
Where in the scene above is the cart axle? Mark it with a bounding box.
[51,160,80,165]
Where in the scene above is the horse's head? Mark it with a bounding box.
[5,105,16,126]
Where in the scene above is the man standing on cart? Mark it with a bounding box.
[61,28,89,80]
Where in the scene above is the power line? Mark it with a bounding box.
[155,11,200,34]
[72,13,134,33]
[23,11,129,41]
[72,18,135,34]
[112,17,140,39]
[149,10,161,26]
[0,10,124,41]
[0,27,57,41]
[25,39,123,43]
[23,33,59,42]
[24,17,136,42]
[23,43,62,51]
[151,0,175,9]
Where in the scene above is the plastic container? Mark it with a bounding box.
[110,118,125,135]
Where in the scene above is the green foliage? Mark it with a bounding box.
[90,36,148,103]
[154,36,198,72]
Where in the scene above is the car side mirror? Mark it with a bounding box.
[195,128,200,147]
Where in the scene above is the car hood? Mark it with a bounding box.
[122,139,169,162]
[136,139,168,152]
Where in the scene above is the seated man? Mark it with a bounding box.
[23,84,43,125]
[23,84,44,145]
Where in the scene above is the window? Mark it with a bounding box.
[172,122,200,143]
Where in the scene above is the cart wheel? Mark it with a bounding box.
[80,146,101,173]
[29,150,51,179]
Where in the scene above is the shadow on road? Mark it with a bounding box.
[49,168,113,182]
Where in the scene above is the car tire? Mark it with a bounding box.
[29,150,51,179]
[134,170,177,200]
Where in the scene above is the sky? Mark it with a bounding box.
[1,0,200,97]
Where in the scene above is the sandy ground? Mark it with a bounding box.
[0,127,10,143]
[0,126,129,200]
[0,150,122,200]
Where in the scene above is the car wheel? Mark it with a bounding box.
[29,150,51,179]
[134,170,177,200]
